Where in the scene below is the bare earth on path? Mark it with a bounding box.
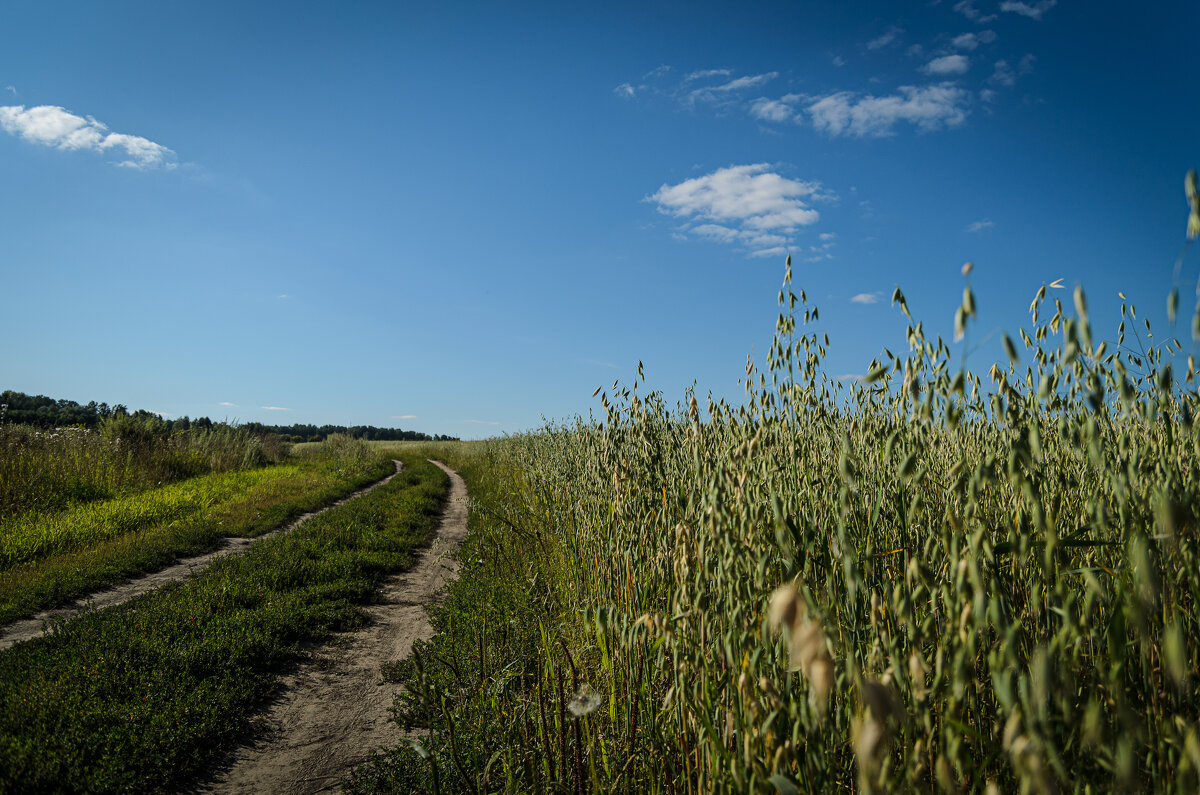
[0,460,406,652]
[197,460,469,795]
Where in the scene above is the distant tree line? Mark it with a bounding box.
[1,390,456,443]
[239,423,457,443]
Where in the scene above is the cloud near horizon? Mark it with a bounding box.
[649,164,827,257]
[0,104,176,169]
[465,419,501,425]
[261,406,290,411]
[391,414,418,419]
[218,401,238,407]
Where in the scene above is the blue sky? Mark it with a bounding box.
[1,1,1194,438]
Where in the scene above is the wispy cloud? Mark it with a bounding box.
[688,72,778,105]
[0,104,176,169]
[922,54,970,76]
[950,30,997,51]
[261,406,290,411]
[615,66,781,114]
[851,292,883,304]
[3,86,15,96]
[748,95,801,122]
[649,164,828,256]
[965,219,995,232]
[988,55,1035,87]
[684,68,731,82]
[277,293,289,299]
[806,84,970,138]
[866,26,904,50]
[465,419,501,426]
[1000,0,1057,20]
[218,401,239,407]
[954,0,998,22]
[391,414,417,419]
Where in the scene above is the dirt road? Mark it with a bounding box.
[0,460,406,652]
[198,460,469,794]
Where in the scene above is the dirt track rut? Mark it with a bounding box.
[198,460,469,795]
[0,460,406,652]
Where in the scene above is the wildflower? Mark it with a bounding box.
[567,684,601,717]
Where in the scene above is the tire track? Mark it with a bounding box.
[0,460,406,652]
[199,460,468,795]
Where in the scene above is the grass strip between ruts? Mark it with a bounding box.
[0,454,396,626]
[0,454,448,794]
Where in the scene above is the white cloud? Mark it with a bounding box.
[1000,0,1056,19]
[261,406,290,411]
[218,401,238,407]
[691,223,740,242]
[966,219,995,232]
[954,0,998,22]
[819,232,837,242]
[806,84,970,138]
[614,83,636,99]
[750,246,789,259]
[3,86,15,96]
[689,72,778,105]
[391,414,418,419]
[851,292,883,304]
[748,96,798,122]
[867,27,904,50]
[685,68,731,82]
[951,30,997,50]
[923,54,970,76]
[465,419,501,425]
[649,164,826,256]
[832,55,846,67]
[278,293,289,299]
[0,104,176,169]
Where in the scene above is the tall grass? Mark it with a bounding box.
[356,261,1200,793]
[0,415,287,517]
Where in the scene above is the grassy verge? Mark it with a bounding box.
[345,442,571,794]
[0,453,449,793]
[0,451,395,626]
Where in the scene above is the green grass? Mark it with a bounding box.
[349,265,1200,794]
[0,454,449,793]
[0,444,395,626]
[0,417,287,517]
